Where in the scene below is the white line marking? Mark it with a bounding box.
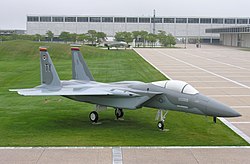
[208,95,250,97]
[155,50,250,89]
[188,81,233,82]
[196,87,243,89]
[122,146,250,149]
[172,76,221,77]
[187,53,248,70]
[219,118,250,144]
[174,76,250,78]
[112,147,123,164]
[231,106,250,109]
[133,49,172,80]
[231,122,250,124]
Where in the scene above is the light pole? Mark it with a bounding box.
[153,9,156,34]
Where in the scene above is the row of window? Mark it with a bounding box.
[206,27,250,33]
[27,16,250,24]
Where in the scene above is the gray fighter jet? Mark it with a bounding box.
[10,47,241,130]
[103,41,129,50]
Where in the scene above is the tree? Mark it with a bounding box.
[167,34,176,47]
[132,31,141,47]
[96,32,107,44]
[34,34,43,42]
[114,32,124,42]
[46,30,54,42]
[146,33,157,47]
[59,32,71,43]
[70,33,78,43]
[157,31,169,47]
[78,34,87,44]
[115,32,133,44]
[139,31,148,47]
[157,31,176,47]
[86,30,97,46]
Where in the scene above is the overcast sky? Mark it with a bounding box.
[1,0,250,29]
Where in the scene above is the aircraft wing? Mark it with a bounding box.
[9,87,161,97]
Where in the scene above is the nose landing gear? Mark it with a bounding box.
[156,109,169,131]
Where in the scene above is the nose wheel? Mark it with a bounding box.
[156,109,168,130]
[157,121,164,130]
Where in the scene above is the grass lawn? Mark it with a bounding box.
[0,40,248,146]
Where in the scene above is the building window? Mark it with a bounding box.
[176,18,187,23]
[139,17,150,23]
[127,17,138,23]
[151,18,162,23]
[90,17,101,22]
[237,19,248,24]
[200,18,211,24]
[40,17,51,22]
[27,16,39,22]
[77,17,88,22]
[225,19,235,24]
[246,27,250,32]
[65,17,76,22]
[164,18,175,23]
[114,17,125,23]
[188,18,199,23]
[102,17,113,22]
[52,17,64,22]
[212,18,223,24]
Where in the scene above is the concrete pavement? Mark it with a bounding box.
[135,45,250,143]
[0,147,250,164]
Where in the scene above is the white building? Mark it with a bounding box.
[26,15,250,43]
[206,26,250,47]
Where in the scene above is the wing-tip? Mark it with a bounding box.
[9,89,18,92]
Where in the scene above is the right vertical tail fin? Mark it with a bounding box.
[71,47,94,81]
[39,47,61,89]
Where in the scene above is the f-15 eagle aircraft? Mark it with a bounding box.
[10,47,241,130]
[103,41,129,50]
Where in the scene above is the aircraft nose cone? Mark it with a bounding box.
[206,99,241,117]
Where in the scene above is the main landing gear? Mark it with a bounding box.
[89,111,98,123]
[155,109,169,130]
[88,105,124,123]
[115,108,124,119]
[213,116,217,123]
[89,105,106,124]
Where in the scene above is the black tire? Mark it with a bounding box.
[115,108,124,119]
[89,111,98,123]
[157,121,164,130]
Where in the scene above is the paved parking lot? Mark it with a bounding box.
[135,45,250,143]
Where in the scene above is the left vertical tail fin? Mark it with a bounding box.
[39,47,61,89]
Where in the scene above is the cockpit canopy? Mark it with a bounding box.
[152,80,199,95]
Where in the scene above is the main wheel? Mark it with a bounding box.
[115,108,124,119]
[89,111,98,123]
[157,121,164,130]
